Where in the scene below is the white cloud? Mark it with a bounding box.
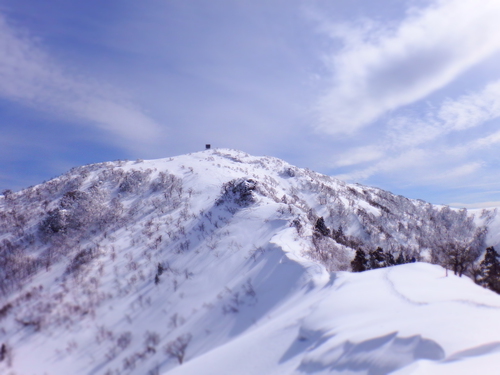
[334,148,428,182]
[445,128,500,159]
[317,0,500,134]
[437,80,500,131]
[332,77,500,181]
[438,161,483,180]
[332,145,384,167]
[0,14,162,150]
[448,201,500,209]
[387,79,500,148]
[333,141,485,189]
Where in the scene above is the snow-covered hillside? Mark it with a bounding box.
[1,149,500,375]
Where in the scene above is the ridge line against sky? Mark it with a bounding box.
[1,0,500,207]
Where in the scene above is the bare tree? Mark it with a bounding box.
[144,331,161,354]
[438,242,477,277]
[164,334,192,364]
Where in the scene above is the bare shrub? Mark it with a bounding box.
[164,334,192,364]
[65,247,100,275]
[144,331,161,353]
[117,332,133,350]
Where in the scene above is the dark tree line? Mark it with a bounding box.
[311,199,489,282]
[351,243,500,295]
[351,247,414,272]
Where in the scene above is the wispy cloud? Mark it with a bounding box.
[0,13,162,150]
[388,79,500,148]
[316,0,500,134]
[449,201,500,209]
[438,161,484,180]
[332,75,500,188]
[332,145,384,167]
[334,148,429,182]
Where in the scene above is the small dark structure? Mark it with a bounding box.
[205,144,211,150]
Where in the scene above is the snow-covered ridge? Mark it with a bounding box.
[1,148,500,374]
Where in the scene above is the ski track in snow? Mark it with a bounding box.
[384,267,429,307]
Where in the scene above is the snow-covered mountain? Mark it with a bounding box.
[1,148,500,375]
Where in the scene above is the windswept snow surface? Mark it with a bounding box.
[166,262,500,375]
[1,149,500,375]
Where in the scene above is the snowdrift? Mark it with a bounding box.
[168,262,500,375]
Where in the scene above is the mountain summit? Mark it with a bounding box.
[1,149,500,374]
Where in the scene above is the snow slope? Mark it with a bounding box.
[168,262,500,375]
[0,149,499,375]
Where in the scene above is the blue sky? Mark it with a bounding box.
[1,0,500,207]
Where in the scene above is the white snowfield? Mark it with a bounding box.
[166,261,500,375]
[1,149,500,375]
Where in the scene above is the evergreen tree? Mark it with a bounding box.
[157,263,164,276]
[314,217,330,236]
[478,247,500,293]
[332,226,344,242]
[386,252,396,266]
[351,249,369,272]
[0,343,6,362]
[369,247,387,269]
[396,252,406,265]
